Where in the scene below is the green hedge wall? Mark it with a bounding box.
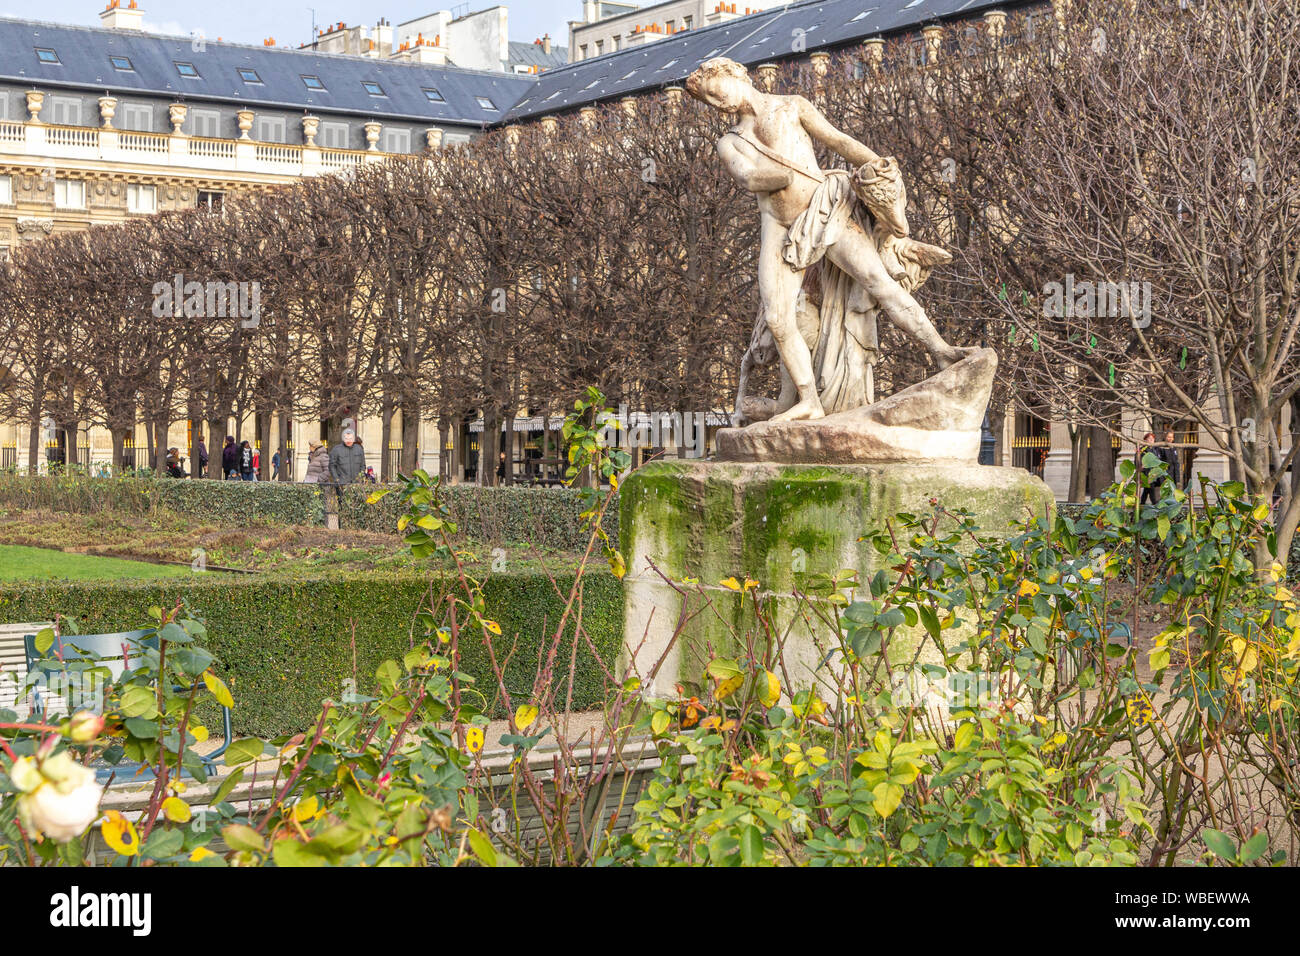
[0,474,615,550]
[0,570,624,737]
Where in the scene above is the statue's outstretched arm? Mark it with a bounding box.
[795,96,881,168]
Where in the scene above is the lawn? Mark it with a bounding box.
[0,544,196,582]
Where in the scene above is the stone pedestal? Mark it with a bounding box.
[620,460,1054,696]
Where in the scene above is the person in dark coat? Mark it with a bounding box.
[1158,429,1181,490]
[239,440,255,481]
[221,436,239,479]
[197,438,209,475]
[1138,432,1159,506]
[328,429,366,485]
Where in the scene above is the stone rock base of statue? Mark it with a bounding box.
[717,347,997,464]
[619,458,1053,697]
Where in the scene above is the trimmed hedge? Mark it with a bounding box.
[0,570,624,737]
[0,474,615,550]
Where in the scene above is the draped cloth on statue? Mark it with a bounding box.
[781,171,879,414]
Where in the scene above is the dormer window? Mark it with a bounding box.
[109,55,134,71]
[302,75,326,91]
[238,68,263,84]
[362,81,386,97]
[423,88,445,102]
[174,61,200,78]
[475,96,497,110]
[35,48,60,64]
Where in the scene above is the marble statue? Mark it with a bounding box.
[685,58,997,463]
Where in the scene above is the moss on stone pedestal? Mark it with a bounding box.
[620,460,1054,695]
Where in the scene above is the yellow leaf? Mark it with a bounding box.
[292,796,319,822]
[514,705,539,731]
[189,847,216,862]
[202,671,234,709]
[482,619,502,636]
[608,551,627,579]
[651,710,670,735]
[1253,501,1271,521]
[190,724,209,743]
[715,674,743,700]
[465,726,484,754]
[610,473,620,491]
[743,579,760,592]
[719,577,742,591]
[162,797,192,824]
[758,670,781,708]
[101,811,139,857]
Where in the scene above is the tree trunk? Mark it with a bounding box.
[277,413,291,480]
[503,415,515,485]
[479,408,497,487]
[1069,427,1088,502]
[153,418,169,477]
[1086,425,1113,499]
[111,428,128,476]
[401,400,421,477]
[26,406,43,474]
[208,416,228,479]
[61,423,79,467]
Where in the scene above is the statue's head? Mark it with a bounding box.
[686,58,753,112]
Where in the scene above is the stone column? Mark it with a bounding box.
[1043,417,1074,501]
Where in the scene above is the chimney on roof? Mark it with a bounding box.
[99,0,144,31]
[542,33,552,55]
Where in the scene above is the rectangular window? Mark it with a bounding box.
[119,103,153,132]
[109,55,134,71]
[0,246,9,262]
[301,75,326,91]
[187,108,221,139]
[54,179,85,210]
[238,68,263,84]
[683,16,693,29]
[46,95,82,126]
[381,127,410,153]
[579,44,587,59]
[475,96,497,111]
[127,184,156,214]
[174,61,200,78]
[319,121,349,149]
[362,81,386,97]
[423,88,445,103]
[595,40,604,54]
[255,116,287,143]
[35,48,59,64]
[197,190,224,212]
[0,175,12,205]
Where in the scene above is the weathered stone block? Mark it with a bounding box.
[619,460,1053,695]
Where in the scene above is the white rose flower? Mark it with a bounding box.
[11,752,104,844]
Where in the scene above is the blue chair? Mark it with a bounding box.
[24,629,232,782]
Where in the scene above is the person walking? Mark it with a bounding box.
[239,440,255,482]
[221,436,239,480]
[271,446,284,481]
[302,440,329,483]
[197,438,209,476]
[328,429,366,486]
[1138,432,1159,506]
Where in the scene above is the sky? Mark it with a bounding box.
[2,0,576,50]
